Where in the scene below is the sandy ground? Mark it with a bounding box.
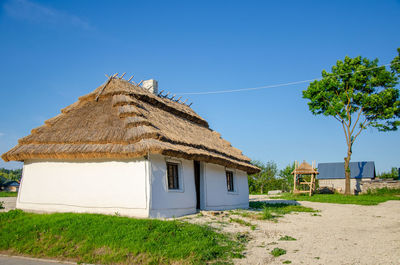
[183,195,400,265]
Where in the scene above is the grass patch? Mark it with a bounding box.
[0,210,245,264]
[283,260,292,264]
[0,192,18,197]
[0,201,3,209]
[249,202,317,220]
[229,218,257,230]
[279,188,400,206]
[279,235,296,241]
[270,247,286,257]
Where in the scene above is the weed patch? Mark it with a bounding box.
[229,218,256,230]
[250,202,317,220]
[271,248,286,257]
[279,235,296,241]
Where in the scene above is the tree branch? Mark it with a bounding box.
[350,108,363,136]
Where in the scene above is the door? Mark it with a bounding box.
[194,160,201,209]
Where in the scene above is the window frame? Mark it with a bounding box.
[165,159,184,192]
[226,170,235,192]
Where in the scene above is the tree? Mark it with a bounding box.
[392,48,400,76]
[279,162,295,192]
[249,161,278,194]
[303,52,400,195]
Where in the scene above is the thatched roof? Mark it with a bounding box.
[2,77,259,174]
[292,161,318,175]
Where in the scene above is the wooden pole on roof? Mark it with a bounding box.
[120,72,126,79]
[128,75,134,82]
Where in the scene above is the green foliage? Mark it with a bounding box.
[282,260,292,264]
[279,162,295,192]
[0,201,3,209]
[270,248,286,257]
[0,210,245,264]
[392,48,400,76]
[0,168,22,183]
[249,161,295,194]
[303,55,400,131]
[303,52,400,194]
[377,167,399,179]
[279,189,400,205]
[279,235,296,241]
[0,192,18,197]
[248,161,278,194]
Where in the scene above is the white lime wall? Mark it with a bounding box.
[17,159,149,217]
[148,155,249,217]
[148,155,197,218]
[17,156,250,218]
[202,163,249,210]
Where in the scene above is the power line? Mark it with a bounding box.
[178,61,399,95]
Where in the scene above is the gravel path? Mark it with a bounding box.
[184,196,400,265]
[0,197,17,212]
[0,255,76,265]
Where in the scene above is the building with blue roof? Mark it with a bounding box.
[317,161,375,194]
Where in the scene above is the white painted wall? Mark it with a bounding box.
[203,163,249,210]
[319,178,371,194]
[17,156,250,219]
[148,155,197,218]
[17,159,149,217]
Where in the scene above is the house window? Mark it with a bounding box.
[226,171,234,192]
[167,162,179,190]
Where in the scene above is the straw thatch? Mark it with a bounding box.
[292,161,318,175]
[2,78,259,174]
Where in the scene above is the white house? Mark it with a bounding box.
[2,76,259,218]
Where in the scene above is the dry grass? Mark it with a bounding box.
[2,78,259,174]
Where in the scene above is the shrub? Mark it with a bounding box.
[271,248,286,257]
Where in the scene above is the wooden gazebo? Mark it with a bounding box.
[292,160,319,196]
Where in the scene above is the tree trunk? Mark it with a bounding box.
[344,146,352,195]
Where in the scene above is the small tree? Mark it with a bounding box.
[303,51,400,195]
[279,162,295,192]
[249,161,278,194]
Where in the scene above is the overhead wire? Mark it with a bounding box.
[178,61,399,95]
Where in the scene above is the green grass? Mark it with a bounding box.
[270,247,286,257]
[249,202,317,220]
[0,192,18,197]
[0,201,3,209]
[229,218,257,230]
[279,188,400,205]
[0,210,245,264]
[279,235,296,241]
[282,260,292,264]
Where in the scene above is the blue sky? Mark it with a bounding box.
[0,0,399,173]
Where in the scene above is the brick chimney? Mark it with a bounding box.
[142,79,158,95]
